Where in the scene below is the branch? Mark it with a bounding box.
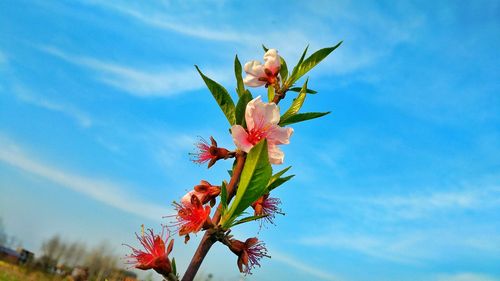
[181,152,246,281]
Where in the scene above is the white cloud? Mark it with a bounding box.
[39,45,223,97]
[340,187,499,221]
[435,273,499,281]
[298,184,500,264]
[79,0,409,76]
[12,84,93,128]
[272,251,341,281]
[83,1,257,44]
[0,50,7,65]
[0,135,171,221]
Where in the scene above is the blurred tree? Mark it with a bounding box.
[0,217,7,246]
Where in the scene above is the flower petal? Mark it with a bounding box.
[231,125,253,152]
[268,144,285,164]
[245,96,280,131]
[243,61,266,87]
[243,74,266,87]
[267,125,293,145]
[263,49,281,75]
[181,191,194,206]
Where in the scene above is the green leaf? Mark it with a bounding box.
[280,79,308,122]
[195,65,236,125]
[280,57,288,82]
[172,258,177,275]
[289,87,317,94]
[280,111,331,126]
[297,45,309,66]
[289,45,309,82]
[267,85,275,102]
[269,166,292,184]
[230,214,269,227]
[235,90,253,126]
[286,42,342,87]
[268,175,295,191]
[267,166,293,191]
[220,181,228,212]
[262,44,269,52]
[221,140,272,228]
[234,55,245,97]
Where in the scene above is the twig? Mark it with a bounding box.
[181,152,246,281]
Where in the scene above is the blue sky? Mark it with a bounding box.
[1,1,499,280]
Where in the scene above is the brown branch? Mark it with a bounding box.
[181,152,246,281]
[272,84,288,105]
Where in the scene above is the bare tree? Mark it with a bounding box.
[63,241,87,267]
[84,242,118,281]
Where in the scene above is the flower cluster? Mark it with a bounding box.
[125,43,339,280]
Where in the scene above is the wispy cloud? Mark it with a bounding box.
[83,1,257,43]
[12,84,93,128]
[321,187,500,221]
[434,273,499,281]
[272,251,341,281]
[79,0,399,75]
[38,45,222,97]
[0,50,7,66]
[0,135,171,221]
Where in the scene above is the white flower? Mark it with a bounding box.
[243,49,281,87]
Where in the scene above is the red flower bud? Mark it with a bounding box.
[251,193,283,226]
[227,237,269,274]
[190,136,233,168]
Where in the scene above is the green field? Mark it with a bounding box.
[0,261,67,281]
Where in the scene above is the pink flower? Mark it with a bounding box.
[231,96,293,164]
[228,237,270,274]
[243,49,281,87]
[124,226,174,276]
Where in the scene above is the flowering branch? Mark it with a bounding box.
[181,151,246,281]
[125,42,342,281]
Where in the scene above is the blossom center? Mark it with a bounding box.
[247,128,267,145]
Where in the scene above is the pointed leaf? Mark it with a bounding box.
[262,44,269,52]
[280,57,288,82]
[196,65,236,125]
[221,140,272,228]
[269,166,292,184]
[235,90,253,126]
[289,45,309,82]
[220,181,228,212]
[280,79,308,122]
[172,258,177,275]
[230,214,269,227]
[286,42,342,87]
[280,111,331,126]
[268,175,295,191]
[234,55,245,97]
[289,87,317,94]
